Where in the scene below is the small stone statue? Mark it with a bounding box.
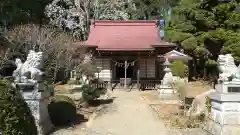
[12,50,44,84]
[217,54,240,82]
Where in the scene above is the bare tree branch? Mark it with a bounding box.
[5,24,79,83]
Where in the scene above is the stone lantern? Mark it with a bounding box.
[158,57,176,100]
[162,57,173,86]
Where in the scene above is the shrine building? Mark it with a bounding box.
[76,20,192,90]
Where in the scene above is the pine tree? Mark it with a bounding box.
[166,0,240,78]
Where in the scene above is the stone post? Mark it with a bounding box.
[17,82,54,135]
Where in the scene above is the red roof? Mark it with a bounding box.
[86,20,175,51]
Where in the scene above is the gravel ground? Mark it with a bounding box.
[51,90,209,135]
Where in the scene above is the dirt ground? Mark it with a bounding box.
[54,84,69,92]
[149,103,203,129]
[185,81,212,98]
[140,81,211,129]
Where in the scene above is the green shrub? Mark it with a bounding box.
[51,95,75,105]
[48,95,77,126]
[205,59,217,67]
[0,79,37,135]
[171,60,189,78]
[172,80,187,100]
[81,84,107,102]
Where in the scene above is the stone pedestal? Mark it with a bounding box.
[205,82,240,135]
[158,85,176,99]
[17,82,54,135]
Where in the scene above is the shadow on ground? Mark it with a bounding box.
[49,113,88,134]
[48,101,88,132]
[87,97,116,107]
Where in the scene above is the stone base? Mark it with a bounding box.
[158,85,176,94]
[38,117,54,135]
[19,82,54,135]
[204,118,240,135]
[26,97,54,135]
[206,90,240,135]
[210,108,240,125]
[210,92,240,125]
[158,85,176,100]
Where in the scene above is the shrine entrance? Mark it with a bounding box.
[115,60,134,79]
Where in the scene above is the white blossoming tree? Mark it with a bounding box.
[95,0,130,20]
[45,0,86,39]
[45,0,131,40]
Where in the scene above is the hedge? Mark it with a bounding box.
[0,79,37,135]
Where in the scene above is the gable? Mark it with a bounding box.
[164,50,188,57]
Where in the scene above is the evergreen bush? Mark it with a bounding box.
[48,95,77,126]
[0,79,37,135]
[81,84,107,103]
[171,60,189,78]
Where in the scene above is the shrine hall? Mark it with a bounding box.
[76,20,192,90]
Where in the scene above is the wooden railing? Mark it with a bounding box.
[91,79,161,90]
[139,80,161,90]
[91,81,108,89]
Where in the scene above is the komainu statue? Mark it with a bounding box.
[217,54,240,82]
[13,50,44,84]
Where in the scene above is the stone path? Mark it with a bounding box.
[81,90,167,135]
[51,90,209,135]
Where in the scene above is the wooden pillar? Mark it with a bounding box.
[156,59,160,80]
[108,69,113,91]
[124,60,127,89]
[137,70,140,90]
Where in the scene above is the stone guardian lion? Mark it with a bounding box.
[12,50,44,84]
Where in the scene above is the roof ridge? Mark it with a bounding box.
[94,20,157,23]
[94,24,156,26]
